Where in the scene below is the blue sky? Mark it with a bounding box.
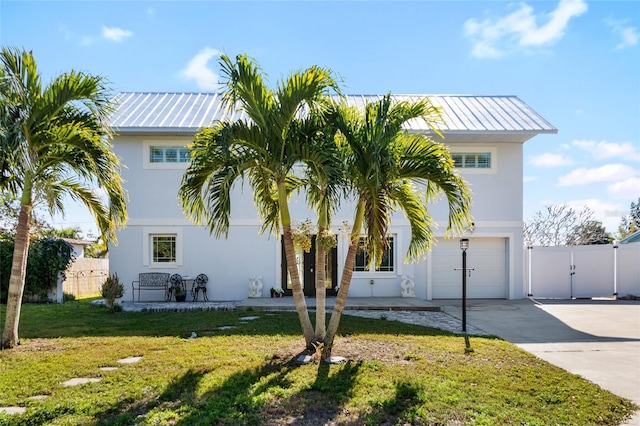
[1,0,639,237]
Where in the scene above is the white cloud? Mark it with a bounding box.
[102,26,133,42]
[464,0,587,58]
[572,139,640,161]
[180,47,221,90]
[605,18,639,50]
[565,198,621,231]
[607,177,640,198]
[557,164,638,186]
[528,152,573,167]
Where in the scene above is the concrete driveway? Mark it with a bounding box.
[432,298,640,424]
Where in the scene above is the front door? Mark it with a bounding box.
[281,236,338,297]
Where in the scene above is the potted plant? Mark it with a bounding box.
[173,285,187,302]
[270,287,284,298]
[174,285,187,302]
[101,273,124,309]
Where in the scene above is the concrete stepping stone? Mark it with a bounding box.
[99,367,118,371]
[239,316,260,321]
[0,407,26,415]
[217,326,236,330]
[61,378,102,387]
[117,356,143,364]
[28,395,48,400]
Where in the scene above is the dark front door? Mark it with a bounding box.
[281,236,338,297]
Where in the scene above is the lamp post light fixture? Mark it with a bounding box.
[460,238,469,332]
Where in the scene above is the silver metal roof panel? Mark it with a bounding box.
[110,92,557,138]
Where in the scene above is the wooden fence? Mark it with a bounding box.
[62,258,109,297]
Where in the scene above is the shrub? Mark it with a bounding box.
[0,237,75,302]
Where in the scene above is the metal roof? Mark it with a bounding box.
[110,92,557,140]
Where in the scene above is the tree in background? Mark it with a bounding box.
[618,198,640,239]
[524,204,613,246]
[0,47,127,349]
[566,221,613,245]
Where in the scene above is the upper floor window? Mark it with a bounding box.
[150,146,190,163]
[451,152,491,168]
[354,236,395,272]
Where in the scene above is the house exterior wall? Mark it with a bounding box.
[110,134,527,301]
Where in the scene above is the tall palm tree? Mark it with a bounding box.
[180,54,338,348]
[322,95,473,357]
[0,47,127,349]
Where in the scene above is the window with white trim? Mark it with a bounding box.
[451,152,491,168]
[354,236,395,272]
[143,227,183,268]
[152,234,176,263]
[150,146,190,163]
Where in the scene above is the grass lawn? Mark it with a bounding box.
[0,300,636,425]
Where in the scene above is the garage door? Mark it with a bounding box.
[431,238,507,299]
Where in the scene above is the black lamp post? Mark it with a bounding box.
[460,238,469,332]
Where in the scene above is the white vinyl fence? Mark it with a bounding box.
[524,244,640,299]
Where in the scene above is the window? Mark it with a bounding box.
[451,152,491,168]
[354,236,395,272]
[150,146,190,163]
[143,227,183,267]
[152,235,176,263]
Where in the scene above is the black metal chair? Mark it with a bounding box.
[167,274,184,301]
[191,273,209,301]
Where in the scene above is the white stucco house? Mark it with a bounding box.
[108,92,556,301]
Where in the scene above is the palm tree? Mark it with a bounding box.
[179,53,338,348]
[0,47,127,349]
[322,95,473,357]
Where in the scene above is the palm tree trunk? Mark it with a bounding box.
[323,201,365,358]
[282,225,315,347]
[314,228,327,342]
[1,203,31,349]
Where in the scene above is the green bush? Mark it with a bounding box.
[0,237,76,302]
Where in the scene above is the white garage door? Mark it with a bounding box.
[431,238,507,299]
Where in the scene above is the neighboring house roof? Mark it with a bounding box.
[60,238,92,246]
[110,92,557,143]
[619,231,640,244]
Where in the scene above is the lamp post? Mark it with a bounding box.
[460,238,469,332]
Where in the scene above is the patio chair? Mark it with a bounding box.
[191,273,209,301]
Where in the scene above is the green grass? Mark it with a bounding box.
[0,300,636,425]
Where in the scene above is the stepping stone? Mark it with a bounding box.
[61,378,101,387]
[239,316,260,321]
[28,395,48,400]
[99,367,118,371]
[217,326,236,330]
[0,407,26,414]
[324,356,347,364]
[117,356,143,364]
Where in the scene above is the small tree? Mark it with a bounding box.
[566,220,613,245]
[524,204,594,246]
[618,198,640,239]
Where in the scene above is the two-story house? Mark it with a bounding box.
[108,92,556,301]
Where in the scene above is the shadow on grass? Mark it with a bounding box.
[92,355,363,425]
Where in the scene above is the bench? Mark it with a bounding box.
[131,272,170,302]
